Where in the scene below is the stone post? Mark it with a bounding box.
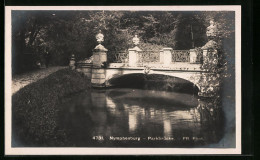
[163,48,172,66]
[128,46,141,67]
[198,20,220,97]
[189,49,197,63]
[91,45,108,87]
[92,44,108,68]
[159,49,164,64]
[69,54,75,70]
[128,48,137,67]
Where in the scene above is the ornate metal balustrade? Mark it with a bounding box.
[108,49,203,64]
[171,50,190,62]
[108,51,128,63]
[137,50,160,64]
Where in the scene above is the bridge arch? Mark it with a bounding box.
[105,71,200,93]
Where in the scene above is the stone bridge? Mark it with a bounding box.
[70,30,219,97]
[76,62,204,90]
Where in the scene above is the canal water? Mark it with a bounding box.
[58,84,225,147]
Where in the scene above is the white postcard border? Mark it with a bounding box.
[5,5,241,155]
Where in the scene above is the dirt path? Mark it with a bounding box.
[12,66,67,94]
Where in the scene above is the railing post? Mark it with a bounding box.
[128,48,138,67]
[92,45,108,68]
[189,49,197,63]
[160,49,164,64]
[69,54,75,70]
[163,48,172,66]
[91,45,108,87]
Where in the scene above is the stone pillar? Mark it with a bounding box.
[163,48,172,66]
[189,49,197,63]
[198,20,220,97]
[69,54,75,70]
[128,49,137,67]
[159,49,164,64]
[91,69,106,87]
[128,46,141,67]
[92,44,107,68]
[91,30,108,87]
[91,44,107,87]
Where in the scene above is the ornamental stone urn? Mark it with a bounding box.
[206,20,218,39]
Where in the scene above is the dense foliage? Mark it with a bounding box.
[12,10,234,74]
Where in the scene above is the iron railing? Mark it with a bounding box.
[108,49,203,64]
[171,50,190,62]
[108,51,128,63]
[137,50,160,63]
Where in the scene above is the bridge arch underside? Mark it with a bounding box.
[105,69,201,94]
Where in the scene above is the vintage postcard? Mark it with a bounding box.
[5,6,241,155]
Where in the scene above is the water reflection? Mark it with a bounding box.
[128,110,138,133]
[163,118,172,137]
[58,88,224,147]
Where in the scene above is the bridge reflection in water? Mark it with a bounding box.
[58,88,225,147]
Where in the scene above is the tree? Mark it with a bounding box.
[12,11,57,73]
[12,10,235,79]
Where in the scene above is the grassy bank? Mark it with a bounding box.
[12,69,90,147]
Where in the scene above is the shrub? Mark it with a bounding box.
[12,69,90,147]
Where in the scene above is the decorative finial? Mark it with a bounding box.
[206,19,218,39]
[96,30,104,44]
[94,30,108,51]
[132,34,140,46]
[71,54,75,59]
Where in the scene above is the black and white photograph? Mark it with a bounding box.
[5,6,241,155]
